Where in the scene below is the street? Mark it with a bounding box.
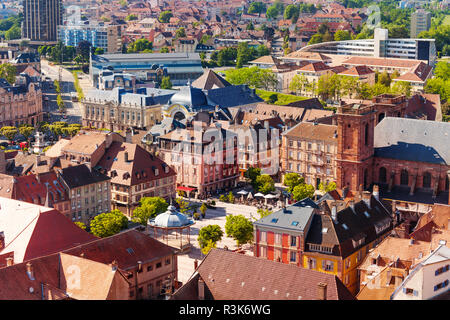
[40,59,87,124]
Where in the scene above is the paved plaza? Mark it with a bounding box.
[174,200,259,284]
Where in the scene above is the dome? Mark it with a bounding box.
[169,86,208,108]
[149,205,194,228]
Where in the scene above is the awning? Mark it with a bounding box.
[177,186,196,192]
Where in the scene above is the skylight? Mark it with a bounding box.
[271,218,278,223]
[291,221,299,226]
[342,224,349,230]
[363,211,370,218]
[126,248,134,254]
[322,228,328,233]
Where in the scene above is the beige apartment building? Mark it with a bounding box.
[81,89,164,131]
[57,164,111,225]
[281,122,338,188]
[97,142,177,216]
[0,80,43,127]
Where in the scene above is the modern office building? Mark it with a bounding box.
[410,9,431,38]
[22,0,63,41]
[90,52,204,87]
[297,28,436,65]
[57,22,122,54]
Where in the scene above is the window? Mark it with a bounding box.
[259,245,267,258]
[435,265,450,276]
[346,258,351,269]
[290,251,296,262]
[156,262,162,269]
[290,236,297,247]
[165,259,171,265]
[129,290,134,298]
[308,258,316,269]
[434,280,449,291]
[322,260,334,271]
[147,265,153,272]
[275,233,282,245]
[260,231,267,242]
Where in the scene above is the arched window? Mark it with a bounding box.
[400,169,409,186]
[364,123,369,146]
[378,113,385,123]
[379,167,387,183]
[422,172,431,188]
[364,169,368,189]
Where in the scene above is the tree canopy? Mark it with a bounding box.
[0,63,16,85]
[90,209,129,238]
[132,197,169,225]
[198,225,223,251]
[225,215,253,246]
[292,183,315,201]
[283,172,304,193]
[159,11,173,23]
[127,39,153,53]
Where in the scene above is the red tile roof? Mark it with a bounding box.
[173,249,355,300]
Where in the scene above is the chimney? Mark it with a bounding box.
[111,260,118,271]
[362,191,371,208]
[194,259,198,270]
[317,282,327,300]
[0,231,4,250]
[6,257,13,267]
[348,200,355,211]
[331,203,337,221]
[198,277,205,300]
[35,155,41,167]
[410,238,415,245]
[372,185,379,201]
[124,151,129,162]
[26,262,34,280]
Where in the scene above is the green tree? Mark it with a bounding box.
[0,126,18,143]
[4,25,21,40]
[127,39,153,53]
[255,174,275,194]
[201,239,217,255]
[56,94,65,113]
[248,2,266,15]
[378,70,391,87]
[284,4,299,22]
[159,11,173,23]
[257,208,272,219]
[54,79,61,93]
[49,121,68,138]
[74,221,86,230]
[434,61,450,81]
[227,191,235,204]
[292,183,315,201]
[176,198,189,214]
[289,74,308,95]
[246,22,254,30]
[18,125,34,144]
[160,76,172,89]
[200,203,207,218]
[283,172,304,193]
[175,27,186,39]
[125,14,138,21]
[256,44,270,57]
[0,63,16,85]
[266,6,279,19]
[268,93,278,104]
[198,225,223,249]
[244,166,261,188]
[132,197,168,225]
[319,181,337,193]
[308,33,323,45]
[76,40,91,62]
[391,81,411,97]
[334,30,352,41]
[94,47,104,55]
[90,209,128,238]
[160,46,170,53]
[224,215,253,247]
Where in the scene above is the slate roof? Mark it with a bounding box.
[206,85,263,108]
[172,248,355,300]
[254,198,317,232]
[374,117,450,165]
[305,196,392,258]
[59,164,110,189]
